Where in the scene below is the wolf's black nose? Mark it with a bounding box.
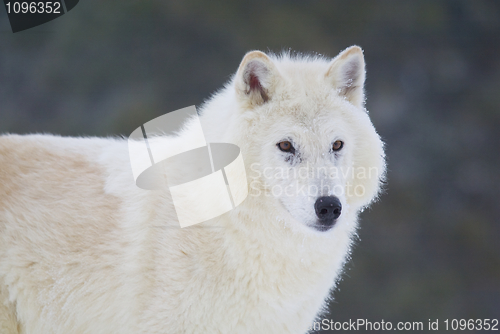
[314,196,342,221]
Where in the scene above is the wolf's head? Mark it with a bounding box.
[202,46,385,233]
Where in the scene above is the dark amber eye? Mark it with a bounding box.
[332,140,344,151]
[277,141,294,153]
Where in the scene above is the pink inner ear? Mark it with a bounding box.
[249,73,263,92]
[247,72,269,102]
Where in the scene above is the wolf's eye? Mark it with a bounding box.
[277,141,295,154]
[332,140,344,151]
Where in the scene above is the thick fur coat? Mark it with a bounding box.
[0,46,385,334]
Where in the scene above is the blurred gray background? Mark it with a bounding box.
[1,0,499,333]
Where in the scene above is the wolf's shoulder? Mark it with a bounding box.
[0,134,128,198]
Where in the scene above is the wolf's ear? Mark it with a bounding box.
[326,46,366,107]
[235,51,282,106]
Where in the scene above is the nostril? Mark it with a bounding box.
[320,208,327,215]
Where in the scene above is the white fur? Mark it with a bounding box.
[0,46,385,334]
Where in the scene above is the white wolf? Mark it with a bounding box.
[0,46,385,334]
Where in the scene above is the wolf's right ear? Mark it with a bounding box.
[235,51,282,106]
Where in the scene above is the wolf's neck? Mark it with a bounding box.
[197,87,241,144]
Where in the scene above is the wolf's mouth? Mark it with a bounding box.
[310,221,336,232]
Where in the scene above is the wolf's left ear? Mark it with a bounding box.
[235,51,282,106]
[326,46,366,107]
